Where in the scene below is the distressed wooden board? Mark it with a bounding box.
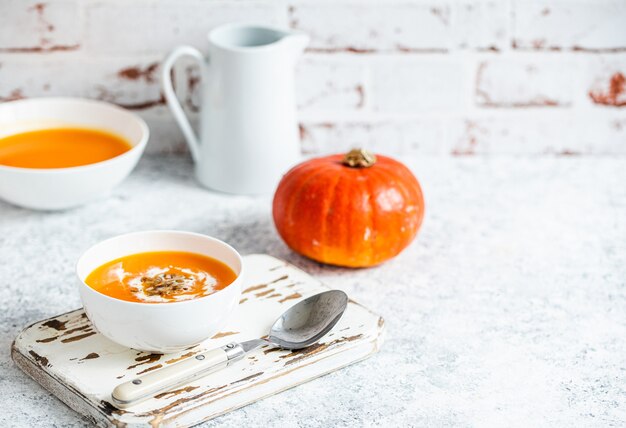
[12,254,385,427]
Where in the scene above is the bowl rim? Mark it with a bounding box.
[0,97,149,174]
[76,230,244,308]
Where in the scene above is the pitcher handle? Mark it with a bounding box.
[162,45,205,162]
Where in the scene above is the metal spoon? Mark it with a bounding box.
[112,290,348,407]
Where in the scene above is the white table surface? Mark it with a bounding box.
[1,154,624,427]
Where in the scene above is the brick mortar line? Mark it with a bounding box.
[296,109,623,123]
[2,50,623,61]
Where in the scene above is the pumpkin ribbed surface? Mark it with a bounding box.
[272,151,424,267]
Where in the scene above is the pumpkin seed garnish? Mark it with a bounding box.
[139,272,195,297]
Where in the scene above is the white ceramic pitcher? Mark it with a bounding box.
[162,24,309,194]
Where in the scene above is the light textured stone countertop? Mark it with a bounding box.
[1,155,624,427]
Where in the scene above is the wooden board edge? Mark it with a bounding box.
[12,312,386,427]
[11,343,119,428]
[13,308,85,352]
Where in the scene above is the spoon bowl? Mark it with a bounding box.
[269,290,348,349]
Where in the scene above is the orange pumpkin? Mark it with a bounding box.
[272,149,425,267]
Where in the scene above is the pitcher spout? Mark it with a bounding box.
[208,24,309,56]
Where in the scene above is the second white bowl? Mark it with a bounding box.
[0,97,149,210]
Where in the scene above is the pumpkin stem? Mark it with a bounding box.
[342,148,377,168]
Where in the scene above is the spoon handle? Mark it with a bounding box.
[112,343,245,408]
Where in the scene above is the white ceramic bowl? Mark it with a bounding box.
[0,97,149,210]
[76,231,244,353]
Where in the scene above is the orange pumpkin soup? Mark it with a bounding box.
[85,251,237,303]
[0,127,131,169]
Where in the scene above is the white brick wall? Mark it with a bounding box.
[0,1,80,52]
[475,57,575,107]
[0,0,625,156]
[290,2,451,53]
[371,57,466,112]
[512,0,626,52]
[296,58,367,112]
